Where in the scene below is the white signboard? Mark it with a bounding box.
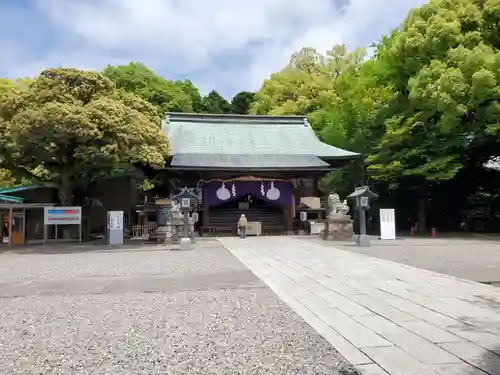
[380,208,396,240]
[108,211,123,230]
[44,207,82,225]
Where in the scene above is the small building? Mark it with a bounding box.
[142,112,360,236]
[0,184,58,245]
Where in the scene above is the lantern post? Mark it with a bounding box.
[347,186,378,247]
[173,187,197,250]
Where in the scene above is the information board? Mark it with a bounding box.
[108,211,124,230]
[107,211,124,245]
[44,207,82,225]
[379,208,396,240]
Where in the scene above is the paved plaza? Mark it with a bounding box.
[219,236,500,375]
[2,237,500,375]
[320,237,500,283]
[0,239,357,375]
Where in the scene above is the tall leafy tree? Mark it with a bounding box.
[230,91,255,114]
[0,68,169,205]
[0,78,15,102]
[363,0,500,228]
[319,57,395,196]
[201,90,231,114]
[177,79,204,112]
[103,62,200,114]
[251,45,365,130]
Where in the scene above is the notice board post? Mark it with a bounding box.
[44,207,82,243]
[106,211,124,245]
[379,208,396,240]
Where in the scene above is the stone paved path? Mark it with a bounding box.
[219,236,500,375]
[312,237,500,283]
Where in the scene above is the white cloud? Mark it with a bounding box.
[0,0,428,97]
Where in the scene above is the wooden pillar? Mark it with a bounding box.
[312,177,320,197]
[8,207,12,248]
[282,206,288,235]
[202,205,210,236]
[286,206,294,234]
[22,209,26,245]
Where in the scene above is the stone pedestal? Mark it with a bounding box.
[161,218,183,244]
[321,213,354,241]
[356,234,371,247]
[156,226,169,243]
[179,237,193,250]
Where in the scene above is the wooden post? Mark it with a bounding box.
[43,207,47,244]
[203,205,210,235]
[22,209,26,245]
[8,207,12,248]
[283,206,288,235]
[312,177,320,197]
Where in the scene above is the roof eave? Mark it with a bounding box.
[320,154,361,160]
[165,166,334,172]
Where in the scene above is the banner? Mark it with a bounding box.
[203,180,292,207]
[44,207,82,225]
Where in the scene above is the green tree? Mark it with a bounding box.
[0,68,169,205]
[360,0,500,228]
[319,57,395,196]
[230,91,255,114]
[177,79,204,112]
[0,78,33,188]
[103,62,199,114]
[201,90,231,114]
[0,78,15,102]
[251,45,365,130]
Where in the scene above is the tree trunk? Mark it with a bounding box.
[58,174,74,205]
[57,177,75,239]
[417,196,427,233]
[58,187,73,206]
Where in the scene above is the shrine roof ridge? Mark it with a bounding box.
[165,112,309,125]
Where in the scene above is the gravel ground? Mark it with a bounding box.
[0,239,358,375]
[305,236,500,283]
[0,241,244,282]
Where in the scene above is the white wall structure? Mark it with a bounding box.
[379,208,396,240]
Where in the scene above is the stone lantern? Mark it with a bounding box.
[347,186,378,247]
[172,187,197,250]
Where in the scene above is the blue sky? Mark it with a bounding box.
[0,0,427,98]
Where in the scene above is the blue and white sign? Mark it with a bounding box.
[44,207,82,225]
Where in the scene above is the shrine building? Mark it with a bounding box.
[150,112,360,236]
[0,112,361,244]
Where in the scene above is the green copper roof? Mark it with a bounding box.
[0,194,24,203]
[163,113,359,161]
[0,184,49,195]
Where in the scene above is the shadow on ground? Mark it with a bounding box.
[453,315,500,375]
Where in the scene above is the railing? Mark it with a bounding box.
[131,223,157,239]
